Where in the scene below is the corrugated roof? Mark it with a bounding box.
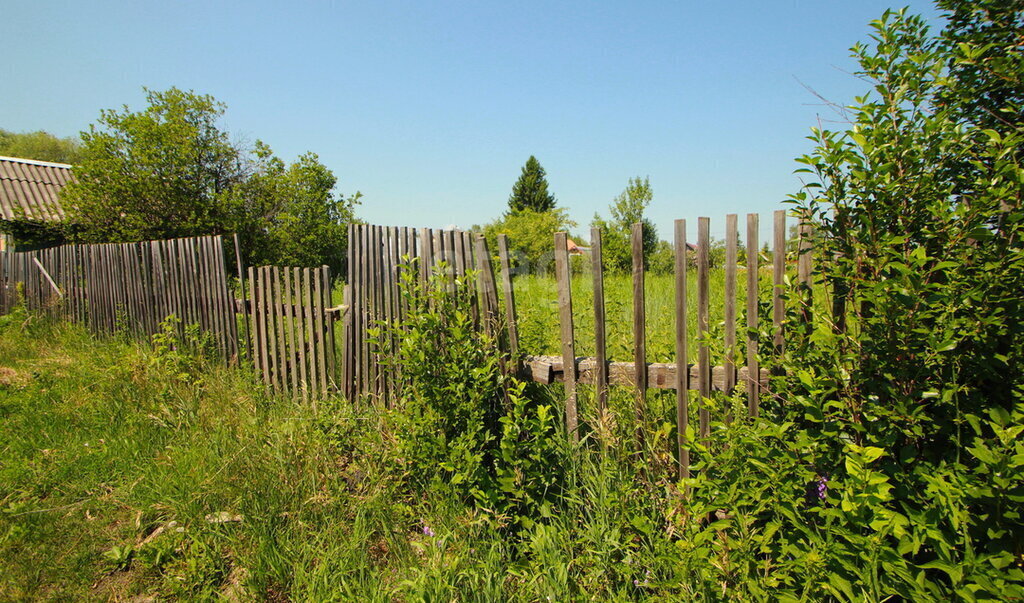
[0,156,72,222]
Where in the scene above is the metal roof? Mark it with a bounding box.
[0,156,72,222]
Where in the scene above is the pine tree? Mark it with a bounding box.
[508,156,556,213]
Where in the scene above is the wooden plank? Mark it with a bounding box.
[495,234,519,363]
[208,237,230,358]
[383,228,397,400]
[631,222,647,423]
[284,266,300,398]
[293,268,310,402]
[341,283,352,400]
[198,238,220,352]
[276,267,292,396]
[590,227,608,413]
[371,225,383,399]
[773,210,786,355]
[234,234,250,363]
[420,227,433,284]
[359,224,371,398]
[313,265,329,396]
[248,266,264,379]
[522,355,771,392]
[553,232,578,442]
[322,265,337,392]
[264,266,280,395]
[302,268,318,399]
[798,212,813,287]
[746,213,760,418]
[473,235,500,336]
[697,217,711,438]
[798,211,813,324]
[342,223,355,399]
[724,214,738,409]
[216,237,239,361]
[463,230,479,324]
[674,219,690,480]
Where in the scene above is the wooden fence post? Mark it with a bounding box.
[554,232,578,442]
[697,217,711,439]
[674,219,690,481]
[591,226,608,414]
[631,223,647,431]
[746,213,760,418]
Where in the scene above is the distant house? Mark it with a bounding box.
[566,238,589,256]
[0,156,72,251]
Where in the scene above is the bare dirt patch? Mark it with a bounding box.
[0,366,30,388]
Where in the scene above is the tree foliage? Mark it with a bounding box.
[508,156,556,213]
[0,128,82,164]
[762,6,1024,598]
[591,176,657,273]
[61,88,359,275]
[482,208,576,273]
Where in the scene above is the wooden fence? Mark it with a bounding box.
[246,265,337,401]
[0,210,815,465]
[342,223,502,402]
[0,236,239,359]
[344,210,814,481]
[520,210,814,478]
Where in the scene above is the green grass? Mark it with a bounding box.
[0,310,694,600]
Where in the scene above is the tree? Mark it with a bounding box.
[591,176,657,272]
[0,129,82,164]
[508,156,556,213]
[936,0,1023,133]
[779,6,1024,597]
[61,88,359,275]
[482,208,576,273]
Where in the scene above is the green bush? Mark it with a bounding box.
[386,265,565,531]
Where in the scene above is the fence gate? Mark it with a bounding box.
[246,265,337,401]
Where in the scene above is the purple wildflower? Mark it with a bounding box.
[422,525,435,537]
[816,475,828,500]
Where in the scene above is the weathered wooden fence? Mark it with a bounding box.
[246,265,337,401]
[0,209,816,453]
[342,223,502,402]
[0,236,239,359]
[521,211,815,478]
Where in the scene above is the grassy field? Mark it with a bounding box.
[0,310,727,600]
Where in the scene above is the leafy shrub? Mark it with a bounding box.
[386,264,565,530]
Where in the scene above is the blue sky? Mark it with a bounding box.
[3,1,942,241]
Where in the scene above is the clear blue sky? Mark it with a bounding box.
[3,0,942,241]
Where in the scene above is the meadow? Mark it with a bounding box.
[0,308,768,600]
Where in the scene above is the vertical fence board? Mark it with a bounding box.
[631,222,647,429]
[773,210,786,355]
[323,265,337,392]
[724,214,738,409]
[697,217,711,439]
[554,232,578,442]
[590,227,608,413]
[674,219,690,480]
[495,235,518,362]
[313,267,329,396]
[746,213,760,418]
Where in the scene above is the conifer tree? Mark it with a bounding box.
[508,156,556,213]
